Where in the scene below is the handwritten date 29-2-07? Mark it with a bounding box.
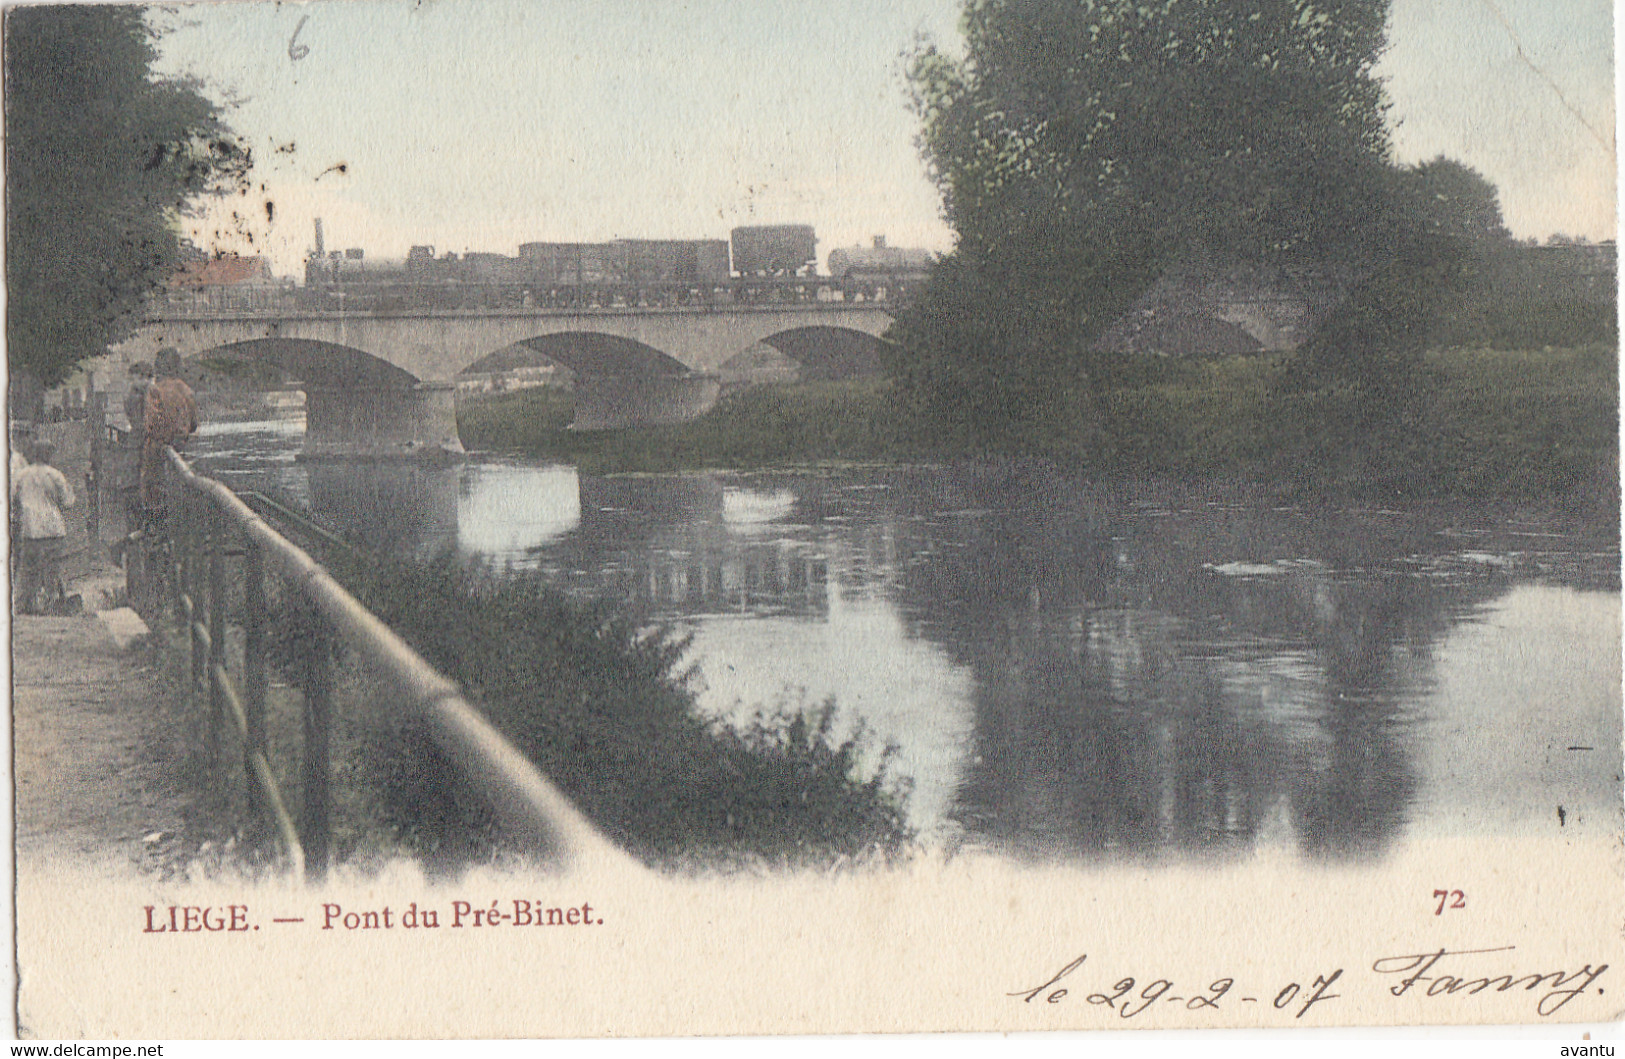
[1010,955,1341,1020]
[1011,948,1609,1020]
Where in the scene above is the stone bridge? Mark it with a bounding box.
[114,302,897,454]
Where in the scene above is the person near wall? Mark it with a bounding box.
[124,362,153,449]
[12,440,76,615]
[121,361,153,530]
[139,349,199,523]
[10,426,30,582]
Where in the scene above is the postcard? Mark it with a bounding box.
[8,0,1620,1041]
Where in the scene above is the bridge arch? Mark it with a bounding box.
[187,337,420,388]
[456,333,714,430]
[721,325,889,384]
[184,338,460,458]
[459,333,691,380]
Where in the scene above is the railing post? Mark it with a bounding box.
[301,631,333,880]
[243,543,268,814]
[208,502,227,734]
[188,491,205,700]
[87,392,105,546]
[170,473,187,632]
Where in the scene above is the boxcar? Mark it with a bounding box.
[730,225,817,277]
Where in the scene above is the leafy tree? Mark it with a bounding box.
[1274,156,1520,491]
[1291,157,1511,386]
[6,5,248,388]
[1401,156,1511,247]
[894,0,1402,444]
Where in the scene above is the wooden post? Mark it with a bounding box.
[170,465,187,630]
[208,504,227,733]
[187,493,205,700]
[301,631,333,880]
[86,392,106,546]
[243,544,268,813]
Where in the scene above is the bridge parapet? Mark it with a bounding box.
[152,275,922,319]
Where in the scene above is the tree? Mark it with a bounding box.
[893,0,1401,444]
[1273,156,1518,491]
[913,0,1395,263]
[6,5,248,388]
[1291,157,1510,381]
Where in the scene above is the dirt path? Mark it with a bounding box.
[12,425,227,879]
[11,615,197,875]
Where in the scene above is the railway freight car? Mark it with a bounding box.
[730,225,817,277]
[616,239,731,285]
[518,239,730,285]
[520,242,621,285]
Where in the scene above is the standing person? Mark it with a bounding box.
[123,361,152,449]
[12,440,75,615]
[10,426,29,581]
[10,426,28,480]
[121,362,152,530]
[139,349,198,521]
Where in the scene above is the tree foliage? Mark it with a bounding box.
[893,0,1416,444]
[6,5,248,387]
[1291,156,1509,379]
[913,0,1395,265]
[1275,155,1517,479]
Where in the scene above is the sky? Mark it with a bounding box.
[147,0,1618,280]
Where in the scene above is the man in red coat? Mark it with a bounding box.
[139,348,198,517]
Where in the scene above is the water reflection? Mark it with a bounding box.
[305,462,459,558]
[457,464,580,558]
[190,425,1622,862]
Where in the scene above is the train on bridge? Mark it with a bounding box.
[285,224,934,315]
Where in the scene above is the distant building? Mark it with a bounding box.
[172,255,277,287]
[168,255,288,311]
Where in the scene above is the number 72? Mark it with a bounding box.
[1433,889,1466,915]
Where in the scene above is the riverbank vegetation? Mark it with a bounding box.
[459,378,905,473]
[457,340,1617,508]
[280,545,912,872]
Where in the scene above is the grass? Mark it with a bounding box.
[1419,343,1619,500]
[269,547,914,872]
[459,378,907,472]
[1095,353,1289,474]
[457,344,1618,505]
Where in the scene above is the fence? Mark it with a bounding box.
[133,447,636,882]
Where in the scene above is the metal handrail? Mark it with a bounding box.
[156,447,636,881]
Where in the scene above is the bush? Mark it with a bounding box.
[324,549,913,869]
[455,346,1617,504]
[458,379,909,472]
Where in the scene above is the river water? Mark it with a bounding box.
[191,418,1623,862]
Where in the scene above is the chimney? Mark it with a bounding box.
[313,217,325,257]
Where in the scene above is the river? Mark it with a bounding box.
[190,417,1622,863]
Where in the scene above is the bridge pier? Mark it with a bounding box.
[571,373,721,431]
[302,382,464,459]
